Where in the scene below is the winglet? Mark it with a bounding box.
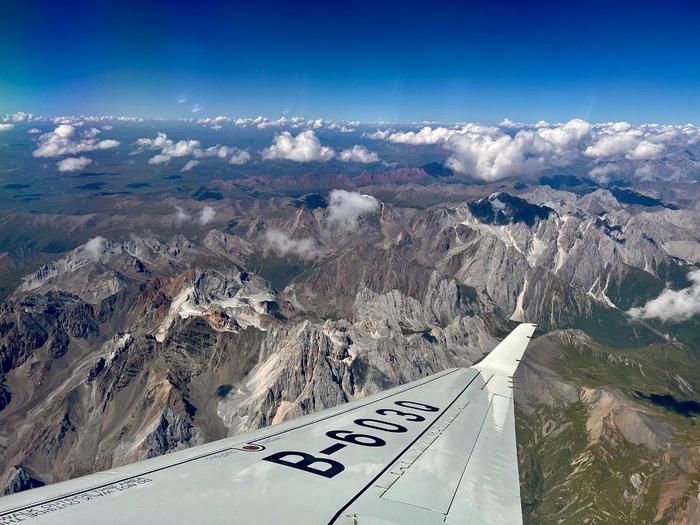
[473,322,537,377]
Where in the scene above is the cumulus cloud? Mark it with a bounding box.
[33,125,119,158]
[135,132,250,165]
[444,119,593,180]
[28,128,41,134]
[628,269,700,323]
[181,159,199,172]
[3,111,33,123]
[265,229,318,259]
[364,119,594,181]
[227,149,252,165]
[194,145,251,164]
[83,236,106,261]
[223,115,356,132]
[338,145,380,163]
[174,206,191,223]
[199,206,216,225]
[0,124,14,132]
[262,130,335,162]
[383,126,456,145]
[588,163,622,184]
[57,156,93,172]
[364,118,700,182]
[537,119,591,148]
[626,140,665,160]
[366,129,392,140]
[584,130,643,158]
[327,190,379,230]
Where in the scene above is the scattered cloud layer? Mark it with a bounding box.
[57,156,93,172]
[33,125,120,158]
[262,130,335,162]
[327,190,379,230]
[193,115,357,132]
[11,112,700,182]
[628,269,700,323]
[367,118,700,181]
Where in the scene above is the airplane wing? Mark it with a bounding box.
[0,323,536,525]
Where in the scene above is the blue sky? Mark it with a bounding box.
[2,0,699,123]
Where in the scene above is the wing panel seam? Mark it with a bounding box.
[326,370,484,525]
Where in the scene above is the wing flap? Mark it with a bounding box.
[380,390,491,513]
[445,395,522,525]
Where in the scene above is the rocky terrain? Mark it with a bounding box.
[0,174,699,523]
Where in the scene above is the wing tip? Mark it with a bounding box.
[472,322,537,376]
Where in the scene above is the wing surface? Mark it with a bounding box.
[0,323,537,525]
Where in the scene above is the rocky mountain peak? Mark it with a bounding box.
[468,192,554,227]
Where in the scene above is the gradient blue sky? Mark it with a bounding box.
[2,0,699,123]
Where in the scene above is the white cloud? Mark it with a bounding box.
[338,145,380,163]
[57,156,93,172]
[228,150,251,164]
[136,132,170,150]
[262,130,335,162]
[628,269,700,323]
[33,125,119,158]
[174,206,191,223]
[445,119,591,181]
[584,130,643,158]
[327,190,379,230]
[366,120,700,182]
[385,126,456,145]
[626,140,665,160]
[193,145,251,164]
[55,124,75,138]
[588,163,622,184]
[136,133,250,165]
[191,104,202,113]
[364,119,592,181]
[199,206,216,225]
[181,159,199,172]
[83,236,106,261]
[0,124,14,132]
[81,127,101,139]
[537,118,591,149]
[28,128,41,134]
[446,132,542,180]
[3,111,33,122]
[265,229,318,259]
[366,129,392,140]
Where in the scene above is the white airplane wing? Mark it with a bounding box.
[0,323,536,525]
